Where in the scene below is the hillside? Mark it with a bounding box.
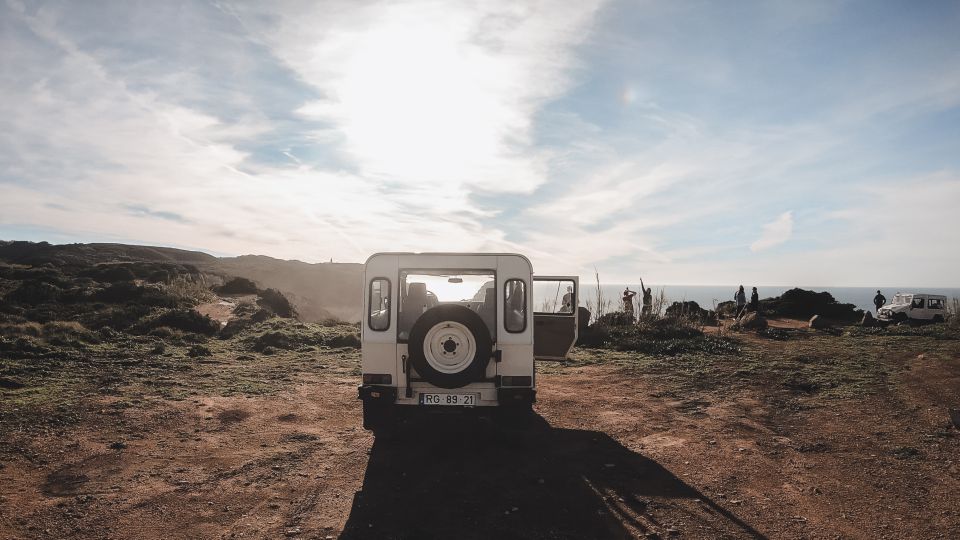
[0,241,362,322]
[214,255,361,323]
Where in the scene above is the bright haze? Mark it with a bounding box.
[2,1,958,286]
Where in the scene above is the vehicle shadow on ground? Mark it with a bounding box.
[340,413,766,540]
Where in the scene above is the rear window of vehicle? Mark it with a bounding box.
[368,278,390,331]
[504,279,527,333]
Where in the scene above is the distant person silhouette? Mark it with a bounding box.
[750,287,759,313]
[622,287,636,318]
[873,290,886,313]
[735,285,746,318]
[561,285,574,313]
[640,278,653,316]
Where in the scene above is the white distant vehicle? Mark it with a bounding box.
[359,253,579,431]
[877,293,947,323]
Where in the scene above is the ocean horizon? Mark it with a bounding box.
[569,285,960,314]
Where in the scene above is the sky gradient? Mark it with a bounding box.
[2,0,959,286]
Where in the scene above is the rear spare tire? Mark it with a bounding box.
[408,305,493,389]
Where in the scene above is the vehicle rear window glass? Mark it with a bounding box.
[504,279,527,333]
[928,298,944,309]
[533,279,576,314]
[368,278,390,331]
[398,270,496,341]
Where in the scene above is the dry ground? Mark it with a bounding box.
[1,323,959,539]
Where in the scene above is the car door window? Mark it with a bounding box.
[368,278,390,331]
[504,279,527,333]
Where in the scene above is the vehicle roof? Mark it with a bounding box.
[895,293,947,298]
[365,252,532,266]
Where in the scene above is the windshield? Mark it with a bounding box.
[892,294,912,305]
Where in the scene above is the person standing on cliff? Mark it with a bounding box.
[640,278,653,317]
[873,290,886,313]
[735,285,747,318]
[750,287,759,313]
[622,287,637,319]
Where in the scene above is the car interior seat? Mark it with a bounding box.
[400,282,429,338]
[477,286,496,337]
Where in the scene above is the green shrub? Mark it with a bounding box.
[760,288,861,321]
[326,333,360,348]
[164,277,215,306]
[139,309,220,336]
[257,288,296,318]
[594,311,634,326]
[81,265,137,283]
[92,282,182,307]
[41,321,99,344]
[148,326,178,339]
[217,277,259,295]
[188,344,212,357]
[4,281,62,304]
[147,269,171,283]
[253,330,294,352]
[664,301,714,321]
[0,322,42,337]
[81,304,153,330]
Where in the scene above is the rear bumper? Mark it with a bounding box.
[497,387,536,405]
[357,385,397,403]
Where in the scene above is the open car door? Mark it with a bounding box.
[532,276,579,360]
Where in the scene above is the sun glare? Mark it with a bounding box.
[312,11,522,188]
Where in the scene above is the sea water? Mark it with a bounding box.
[566,285,960,314]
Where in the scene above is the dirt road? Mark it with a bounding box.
[2,342,959,540]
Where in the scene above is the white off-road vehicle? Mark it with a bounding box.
[358,253,579,430]
[877,293,948,323]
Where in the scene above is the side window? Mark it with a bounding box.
[368,278,390,331]
[912,298,924,309]
[929,298,943,309]
[504,279,527,333]
[533,279,576,314]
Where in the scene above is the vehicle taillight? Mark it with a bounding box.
[362,374,392,385]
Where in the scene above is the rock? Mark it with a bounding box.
[108,441,127,450]
[860,311,877,327]
[664,301,713,321]
[733,312,768,331]
[809,315,829,329]
[949,408,960,429]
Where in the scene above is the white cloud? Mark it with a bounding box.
[750,211,793,252]
[2,0,959,288]
[0,0,602,262]
[243,0,601,194]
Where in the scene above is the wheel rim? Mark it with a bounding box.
[422,321,476,374]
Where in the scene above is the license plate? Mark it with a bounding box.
[419,393,477,406]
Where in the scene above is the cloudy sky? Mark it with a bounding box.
[2,0,959,286]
